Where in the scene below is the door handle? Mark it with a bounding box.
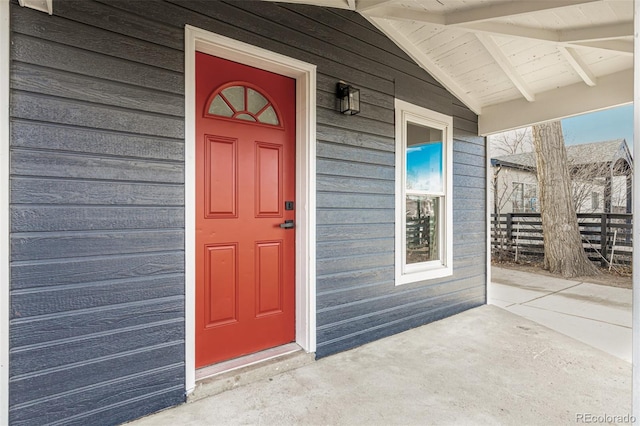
[280,220,295,229]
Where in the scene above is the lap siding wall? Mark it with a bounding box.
[8,1,486,424]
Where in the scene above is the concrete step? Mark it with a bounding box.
[188,343,315,403]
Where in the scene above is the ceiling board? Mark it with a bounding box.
[266,0,633,133]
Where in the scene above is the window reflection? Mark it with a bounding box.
[406,195,440,264]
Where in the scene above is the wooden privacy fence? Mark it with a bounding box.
[491,213,632,268]
[406,217,436,263]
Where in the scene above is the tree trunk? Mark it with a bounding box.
[532,121,598,277]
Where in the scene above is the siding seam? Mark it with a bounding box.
[10,272,185,295]
[12,61,184,99]
[10,147,185,165]
[47,385,184,426]
[9,341,184,382]
[317,279,484,318]
[10,318,184,353]
[9,363,184,412]
[11,89,186,120]
[316,295,485,348]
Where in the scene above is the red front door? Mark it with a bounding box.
[195,52,296,368]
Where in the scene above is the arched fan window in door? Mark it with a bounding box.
[206,83,280,126]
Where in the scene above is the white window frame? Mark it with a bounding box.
[395,99,453,285]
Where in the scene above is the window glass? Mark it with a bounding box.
[592,192,600,210]
[209,95,234,117]
[406,195,439,264]
[221,86,244,111]
[236,113,256,122]
[406,123,443,193]
[247,88,269,114]
[512,182,524,212]
[207,85,280,126]
[258,106,279,125]
[395,99,453,285]
[512,182,537,213]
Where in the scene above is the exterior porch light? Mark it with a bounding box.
[337,82,360,115]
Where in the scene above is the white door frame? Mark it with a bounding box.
[184,25,317,393]
[1,0,10,423]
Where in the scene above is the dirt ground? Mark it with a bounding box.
[493,259,632,289]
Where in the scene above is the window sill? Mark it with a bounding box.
[395,265,453,286]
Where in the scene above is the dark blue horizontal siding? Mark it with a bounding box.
[58,388,185,426]
[9,1,186,424]
[11,62,184,116]
[11,230,184,261]
[317,272,484,328]
[11,274,185,318]
[11,119,184,159]
[11,33,184,94]
[10,370,184,426]
[10,343,185,406]
[10,297,184,348]
[12,177,185,206]
[11,206,184,232]
[9,0,485,424]
[11,91,184,139]
[315,86,485,357]
[11,252,185,289]
[315,295,484,358]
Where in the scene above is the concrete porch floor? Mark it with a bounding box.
[490,266,632,362]
[129,304,631,425]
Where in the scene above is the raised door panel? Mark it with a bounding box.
[205,135,237,218]
[204,244,238,327]
[255,142,282,217]
[255,241,283,316]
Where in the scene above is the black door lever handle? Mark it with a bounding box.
[280,220,295,229]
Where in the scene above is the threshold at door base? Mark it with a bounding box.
[189,343,314,402]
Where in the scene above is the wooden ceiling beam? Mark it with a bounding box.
[479,68,633,135]
[476,33,535,102]
[459,21,558,42]
[559,46,597,86]
[560,21,633,43]
[366,6,445,25]
[570,40,634,55]
[365,16,482,114]
[355,0,397,12]
[444,0,600,26]
[370,11,633,55]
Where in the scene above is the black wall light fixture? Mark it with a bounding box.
[336,82,360,115]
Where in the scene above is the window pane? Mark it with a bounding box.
[511,182,524,213]
[524,183,537,212]
[247,88,269,114]
[406,122,443,193]
[221,86,244,111]
[236,113,256,122]
[406,195,440,264]
[209,95,234,117]
[257,106,279,125]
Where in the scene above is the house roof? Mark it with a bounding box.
[491,138,632,173]
[268,0,633,135]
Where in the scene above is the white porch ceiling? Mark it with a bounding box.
[269,0,634,135]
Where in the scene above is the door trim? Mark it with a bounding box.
[185,25,317,394]
[1,0,10,422]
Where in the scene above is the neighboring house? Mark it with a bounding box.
[491,139,633,215]
[3,1,487,424]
